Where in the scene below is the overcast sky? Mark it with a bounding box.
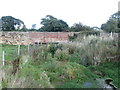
[0,0,119,29]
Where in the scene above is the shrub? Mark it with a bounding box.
[79,31,100,36]
[63,62,97,83]
[88,62,120,88]
[43,60,58,72]
[55,49,69,61]
[68,33,78,41]
[30,45,49,62]
[56,44,63,50]
[42,45,49,61]
[68,45,76,54]
[2,60,54,88]
[48,44,58,58]
[73,35,118,66]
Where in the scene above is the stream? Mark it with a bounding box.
[83,78,108,88]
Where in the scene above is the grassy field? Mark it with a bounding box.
[0,32,119,88]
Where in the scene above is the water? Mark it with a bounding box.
[83,82,93,88]
[83,78,106,88]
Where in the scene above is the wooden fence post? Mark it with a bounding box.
[18,45,20,56]
[83,35,86,39]
[110,32,113,39]
[28,44,30,56]
[2,51,4,66]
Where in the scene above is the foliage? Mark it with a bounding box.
[19,62,53,88]
[48,44,58,58]
[68,45,76,54]
[68,31,100,41]
[32,24,36,29]
[55,49,70,61]
[109,11,120,20]
[55,62,97,88]
[88,62,120,88]
[101,11,120,33]
[56,44,63,50]
[79,30,101,36]
[101,19,118,33]
[2,44,21,61]
[42,60,58,72]
[40,15,68,32]
[64,44,76,54]
[0,32,119,88]
[1,16,26,31]
[68,33,78,41]
[39,59,97,88]
[0,19,2,30]
[70,22,92,32]
[68,34,118,66]
[1,59,53,88]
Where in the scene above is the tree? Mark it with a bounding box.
[109,11,120,20]
[30,24,37,31]
[32,24,36,29]
[101,19,118,33]
[101,11,120,33]
[70,22,92,32]
[0,19,2,30]
[40,15,68,32]
[1,16,25,31]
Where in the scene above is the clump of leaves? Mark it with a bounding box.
[55,62,97,88]
[68,33,78,41]
[68,45,76,54]
[88,62,120,88]
[48,44,58,58]
[55,49,69,61]
[56,44,63,50]
[43,60,58,72]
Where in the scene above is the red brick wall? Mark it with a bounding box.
[29,32,75,43]
[0,32,79,45]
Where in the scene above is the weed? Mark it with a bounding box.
[55,49,69,61]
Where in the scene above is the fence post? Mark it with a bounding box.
[110,32,113,39]
[28,44,30,56]
[18,45,20,56]
[2,51,4,66]
[83,35,86,39]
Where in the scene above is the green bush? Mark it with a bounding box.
[68,45,76,54]
[79,31,100,36]
[43,60,58,72]
[73,36,118,66]
[0,34,119,88]
[55,49,70,61]
[88,62,120,88]
[30,45,50,62]
[48,44,58,58]
[56,44,63,50]
[68,33,78,41]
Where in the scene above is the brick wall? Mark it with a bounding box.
[0,32,78,45]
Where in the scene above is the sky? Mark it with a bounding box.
[0,0,119,29]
